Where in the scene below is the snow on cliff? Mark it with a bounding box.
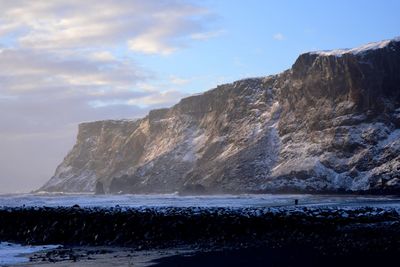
[40,37,400,194]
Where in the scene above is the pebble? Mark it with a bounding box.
[0,206,399,254]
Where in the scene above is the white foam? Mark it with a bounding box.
[0,242,59,265]
[1,194,400,210]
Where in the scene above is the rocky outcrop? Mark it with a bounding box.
[1,206,399,253]
[40,37,400,194]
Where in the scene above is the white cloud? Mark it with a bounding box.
[127,90,187,107]
[169,75,190,86]
[0,0,216,192]
[0,0,211,54]
[0,48,145,94]
[128,35,178,55]
[273,33,285,41]
[190,30,224,40]
[90,51,115,61]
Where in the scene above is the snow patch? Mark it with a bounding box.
[182,129,207,162]
[311,37,399,57]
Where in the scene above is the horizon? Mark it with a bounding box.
[1,0,400,193]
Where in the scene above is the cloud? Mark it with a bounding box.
[128,35,178,55]
[0,46,190,137]
[90,51,115,62]
[0,0,211,54]
[190,30,224,40]
[273,33,285,41]
[0,0,216,192]
[127,90,187,107]
[0,48,145,93]
[169,75,190,86]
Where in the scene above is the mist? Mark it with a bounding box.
[0,129,75,193]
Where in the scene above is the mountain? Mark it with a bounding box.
[40,37,400,194]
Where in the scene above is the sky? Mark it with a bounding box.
[0,0,399,193]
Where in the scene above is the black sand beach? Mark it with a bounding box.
[1,205,399,266]
[151,246,399,267]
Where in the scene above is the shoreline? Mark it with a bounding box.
[2,191,400,197]
[1,193,399,210]
[13,242,400,267]
[15,246,195,267]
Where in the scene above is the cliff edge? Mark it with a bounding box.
[40,37,400,194]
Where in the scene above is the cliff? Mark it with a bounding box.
[40,37,400,194]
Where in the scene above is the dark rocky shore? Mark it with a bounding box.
[1,206,399,254]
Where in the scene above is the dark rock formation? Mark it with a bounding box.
[39,37,400,194]
[95,182,105,195]
[0,206,399,254]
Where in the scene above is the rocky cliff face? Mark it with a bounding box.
[40,38,400,194]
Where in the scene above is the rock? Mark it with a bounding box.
[39,37,400,194]
[1,206,399,252]
[95,181,105,195]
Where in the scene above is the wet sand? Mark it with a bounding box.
[16,244,399,267]
[151,246,399,267]
[17,246,194,267]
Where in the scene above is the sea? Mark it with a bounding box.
[0,193,400,209]
[0,193,400,265]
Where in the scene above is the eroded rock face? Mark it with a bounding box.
[40,38,400,194]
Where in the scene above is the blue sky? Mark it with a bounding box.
[0,0,399,192]
[131,0,400,95]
